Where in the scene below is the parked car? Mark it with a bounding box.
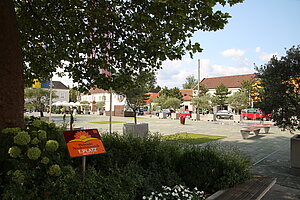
[241,108,269,120]
[155,109,173,117]
[179,110,192,118]
[136,109,144,115]
[215,110,234,120]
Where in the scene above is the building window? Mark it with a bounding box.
[102,96,106,101]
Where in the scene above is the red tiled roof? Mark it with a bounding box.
[89,88,108,94]
[144,93,159,103]
[180,89,193,101]
[200,74,255,89]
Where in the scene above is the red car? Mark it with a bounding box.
[241,108,270,120]
[179,110,192,118]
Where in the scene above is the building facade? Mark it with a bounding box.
[193,74,255,112]
[80,88,127,116]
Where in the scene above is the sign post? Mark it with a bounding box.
[63,129,106,179]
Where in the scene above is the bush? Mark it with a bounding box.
[177,144,250,193]
[0,117,73,199]
[0,120,251,199]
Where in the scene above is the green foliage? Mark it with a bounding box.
[191,94,212,113]
[69,87,79,102]
[0,117,72,199]
[45,140,59,152]
[16,0,244,91]
[160,87,183,100]
[256,45,300,131]
[178,144,250,193]
[115,70,155,124]
[1,124,250,199]
[24,88,57,116]
[163,97,182,110]
[14,131,31,145]
[228,91,249,112]
[213,83,231,109]
[161,132,225,144]
[27,147,42,160]
[195,83,209,96]
[183,75,198,89]
[48,164,61,177]
[8,146,21,158]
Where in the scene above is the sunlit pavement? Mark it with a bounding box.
[25,112,300,198]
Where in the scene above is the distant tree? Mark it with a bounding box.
[183,75,198,89]
[228,91,249,113]
[69,87,79,102]
[163,97,181,110]
[239,79,256,107]
[214,83,231,110]
[96,101,105,115]
[24,88,57,117]
[115,70,154,124]
[256,45,300,131]
[195,83,209,97]
[191,94,212,114]
[154,94,168,109]
[160,87,183,100]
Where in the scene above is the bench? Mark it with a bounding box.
[240,126,261,139]
[241,123,271,134]
[207,177,277,200]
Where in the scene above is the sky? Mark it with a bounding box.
[156,0,300,88]
[53,0,300,89]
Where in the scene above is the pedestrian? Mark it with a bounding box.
[73,108,77,120]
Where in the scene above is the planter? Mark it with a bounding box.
[290,134,300,176]
[159,112,167,119]
[180,117,185,125]
[123,123,149,138]
[171,112,179,120]
[191,113,200,121]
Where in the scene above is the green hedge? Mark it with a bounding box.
[0,119,250,199]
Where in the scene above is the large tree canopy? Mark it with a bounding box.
[256,45,300,131]
[16,0,243,91]
[1,0,243,130]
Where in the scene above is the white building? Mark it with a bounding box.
[51,81,70,102]
[193,74,255,112]
[80,88,127,116]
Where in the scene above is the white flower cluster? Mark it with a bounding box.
[142,185,205,200]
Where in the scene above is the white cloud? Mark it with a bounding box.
[255,46,261,53]
[221,48,245,57]
[208,64,254,77]
[259,53,278,62]
[157,57,254,88]
[157,58,198,88]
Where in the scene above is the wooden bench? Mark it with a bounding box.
[207,177,277,200]
[240,126,261,139]
[241,123,271,134]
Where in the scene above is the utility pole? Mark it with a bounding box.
[109,87,112,134]
[197,59,200,120]
[49,78,53,122]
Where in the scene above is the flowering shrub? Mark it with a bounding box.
[14,131,31,145]
[41,156,50,164]
[27,147,42,160]
[45,140,59,152]
[11,170,26,184]
[8,146,21,158]
[48,164,61,176]
[143,185,206,200]
[37,130,47,140]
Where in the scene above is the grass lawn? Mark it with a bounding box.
[161,132,226,145]
[90,121,124,124]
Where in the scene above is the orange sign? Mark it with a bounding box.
[63,129,106,158]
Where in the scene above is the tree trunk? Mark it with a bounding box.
[0,0,24,130]
[133,110,137,124]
